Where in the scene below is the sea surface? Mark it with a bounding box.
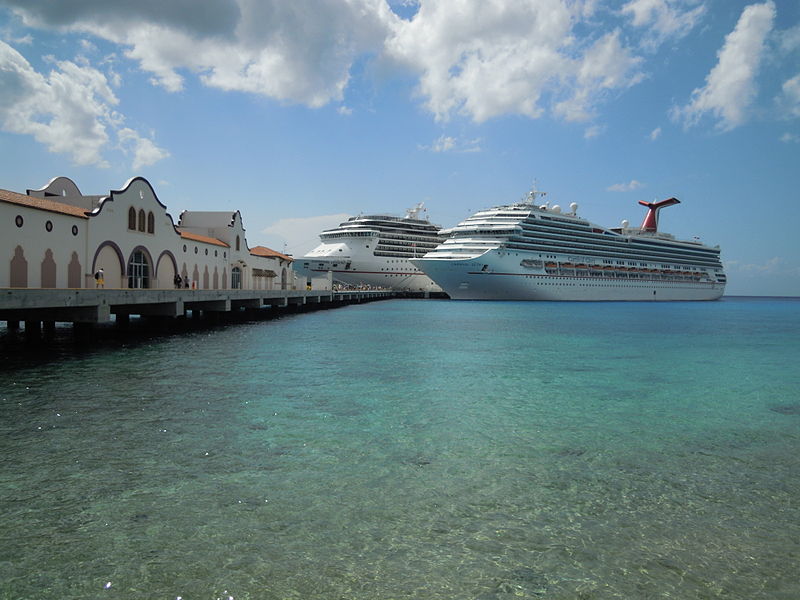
[1,297,798,600]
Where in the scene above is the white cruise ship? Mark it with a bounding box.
[410,187,726,301]
[298,204,444,292]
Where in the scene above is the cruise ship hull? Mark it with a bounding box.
[412,251,725,301]
[301,257,442,292]
[297,232,442,292]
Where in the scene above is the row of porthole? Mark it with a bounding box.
[15,215,79,236]
[181,243,227,259]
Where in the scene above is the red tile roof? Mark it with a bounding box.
[0,188,89,218]
[178,230,229,247]
[250,245,293,262]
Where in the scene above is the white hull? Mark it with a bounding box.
[412,251,725,301]
[299,241,442,293]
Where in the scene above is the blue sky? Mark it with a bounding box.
[1,0,798,296]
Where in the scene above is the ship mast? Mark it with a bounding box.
[523,181,547,205]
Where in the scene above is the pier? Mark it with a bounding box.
[0,287,395,339]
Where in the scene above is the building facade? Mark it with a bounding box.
[0,176,293,291]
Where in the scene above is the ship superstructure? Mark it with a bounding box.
[410,187,726,301]
[298,204,444,292]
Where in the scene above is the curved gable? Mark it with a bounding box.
[27,176,83,198]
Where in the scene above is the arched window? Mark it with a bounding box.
[147,211,155,234]
[235,235,240,252]
[231,266,241,289]
[127,250,150,288]
[128,207,136,230]
[138,209,146,232]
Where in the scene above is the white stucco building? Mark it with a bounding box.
[0,176,294,291]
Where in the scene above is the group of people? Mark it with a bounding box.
[93,268,201,289]
[92,268,198,289]
[173,273,195,289]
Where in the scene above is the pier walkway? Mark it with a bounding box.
[1,287,395,334]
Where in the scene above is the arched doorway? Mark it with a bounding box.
[94,243,124,288]
[156,252,177,289]
[127,249,151,289]
[231,266,241,289]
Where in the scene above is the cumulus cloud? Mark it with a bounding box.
[0,40,115,166]
[777,74,800,118]
[118,128,170,170]
[622,0,706,49]
[671,1,775,131]
[11,0,790,144]
[583,124,604,139]
[387,0,643,123]
[2,0,650,128]
[420,134,481,153]
[0,40,169,168]
[778,24,800,53]
[607,179,644,192]
[4,0,397,107]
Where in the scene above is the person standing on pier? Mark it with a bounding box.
[94,268,104,288]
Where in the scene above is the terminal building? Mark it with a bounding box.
[0,176,295,292]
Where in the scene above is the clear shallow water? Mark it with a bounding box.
[1,297,799,599]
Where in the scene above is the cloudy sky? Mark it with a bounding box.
[1,0,798,295]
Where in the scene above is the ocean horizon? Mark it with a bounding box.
[1,296,798,599]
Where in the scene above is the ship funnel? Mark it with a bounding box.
[638,197,680,232]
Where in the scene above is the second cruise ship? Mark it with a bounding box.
[411,187,726,301]
[298,204,444,292]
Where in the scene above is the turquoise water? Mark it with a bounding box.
[1,297,799,599]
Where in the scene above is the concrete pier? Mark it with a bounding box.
[1,288,395,339]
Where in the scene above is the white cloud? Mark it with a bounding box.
[387,0,643,123]
[420,134,481,153]
[780,132,799,143]
[583,124,604,139]
[262,213,352,256]
[555,30,644,122]
[607,179,644,192]
[649,126,662,140]
[0,40,115,166]
[778,74,800,118]
[671,1,775,131]
[779,24,800,53]
[118,128,170,170]
[5,0,398,107]
[431,135,455,152]
[3,0,654,128]
[0,40,169,169]
[622,0,706,49]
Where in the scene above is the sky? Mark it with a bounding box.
[0,0,798,296]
